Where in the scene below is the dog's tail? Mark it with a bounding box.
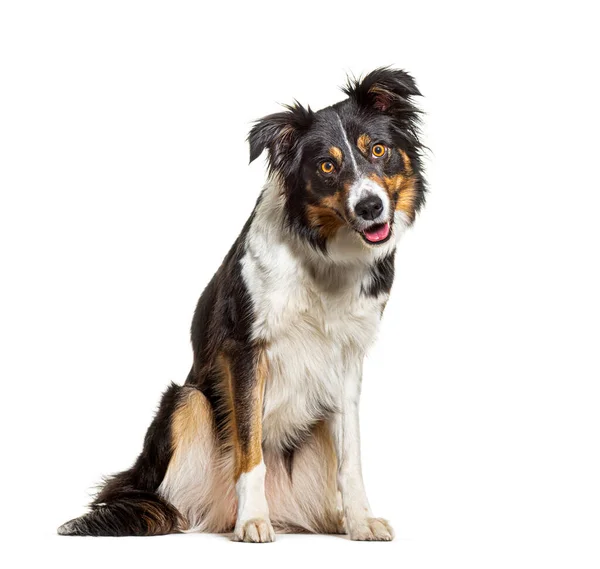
[56,491,182,537]
[57,383,186,536]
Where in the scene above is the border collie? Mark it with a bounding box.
[58,67,426,542]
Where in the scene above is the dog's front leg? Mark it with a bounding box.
[329,357,394,541]
[223,349,274,543]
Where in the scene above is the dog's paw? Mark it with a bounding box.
[232,517,275,543]
[348,517,394,541]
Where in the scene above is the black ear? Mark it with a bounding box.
[248,102,314,175]
[343,67,421,113]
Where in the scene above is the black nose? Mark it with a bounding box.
[355,195,383,221]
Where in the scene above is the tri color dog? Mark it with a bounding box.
[58,67,426,542]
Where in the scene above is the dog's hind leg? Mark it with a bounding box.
[157,385,236,533]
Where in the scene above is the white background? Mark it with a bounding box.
[1,1,598,567]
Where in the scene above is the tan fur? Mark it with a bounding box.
[395,177,418,221]
[399,148,413,174]
[158,389,341,534]
[247,350,268,472]
[219,354,241,475]
[328,146,343,164]
[306,202,344,239]
[305,177,357,239]
[369,162,418,222]
[158,386,234,532]
[171,386,213,450]
[357,134,371,155]
[220,351,268,479]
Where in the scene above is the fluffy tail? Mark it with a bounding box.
[58,383,186,536]
[57,491,182,536]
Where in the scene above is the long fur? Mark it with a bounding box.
[58,67,426,541]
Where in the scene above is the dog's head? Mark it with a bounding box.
[248,68,425,255]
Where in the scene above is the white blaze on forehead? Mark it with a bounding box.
[335,113,358,174]
[334,112,390,223]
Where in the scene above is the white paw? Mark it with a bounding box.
[232,517,275,543]
[348,517,395,541]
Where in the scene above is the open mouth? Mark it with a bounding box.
[361,222,391,245]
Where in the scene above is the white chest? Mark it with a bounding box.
[241,236,385,450]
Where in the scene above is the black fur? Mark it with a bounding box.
[362,252,396,298]
[342,67,422,114]
[185,203,260,448]
[248,102,315,178]
[249,67,426,253]
[58,384,183,536]
[58,493,182,537]
[58,67,426,536]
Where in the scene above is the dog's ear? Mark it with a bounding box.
[343,67,421,114]
[248,102,314,175]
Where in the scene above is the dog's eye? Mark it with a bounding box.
[320,161,335,174]
[372,144,386,158]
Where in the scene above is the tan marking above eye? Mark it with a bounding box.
[321,161,335,174]
[357,134,371,154]
[328,146,343,163]
[372,144,386,157]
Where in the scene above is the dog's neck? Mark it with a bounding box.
[244,179,401,295]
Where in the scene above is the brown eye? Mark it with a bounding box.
[372,144,386,158]
[320,161,335,174]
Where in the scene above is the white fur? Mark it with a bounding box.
[336,113,358,173]
[241,181,391,453]
[234,461,270,524]
[157,389,236,533]
[328,357,375,532]
[347,176,391,228]
[157,427,216,531]
[159,179,404,538]
[334,111,391,226]
[240,180,398,537]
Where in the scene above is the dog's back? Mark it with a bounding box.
[58,67,425,542]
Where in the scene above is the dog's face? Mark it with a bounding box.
[249,68,425,253]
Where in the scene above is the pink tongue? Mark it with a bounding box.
[363,223,390,243]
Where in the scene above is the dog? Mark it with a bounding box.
[58,67,426,542]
